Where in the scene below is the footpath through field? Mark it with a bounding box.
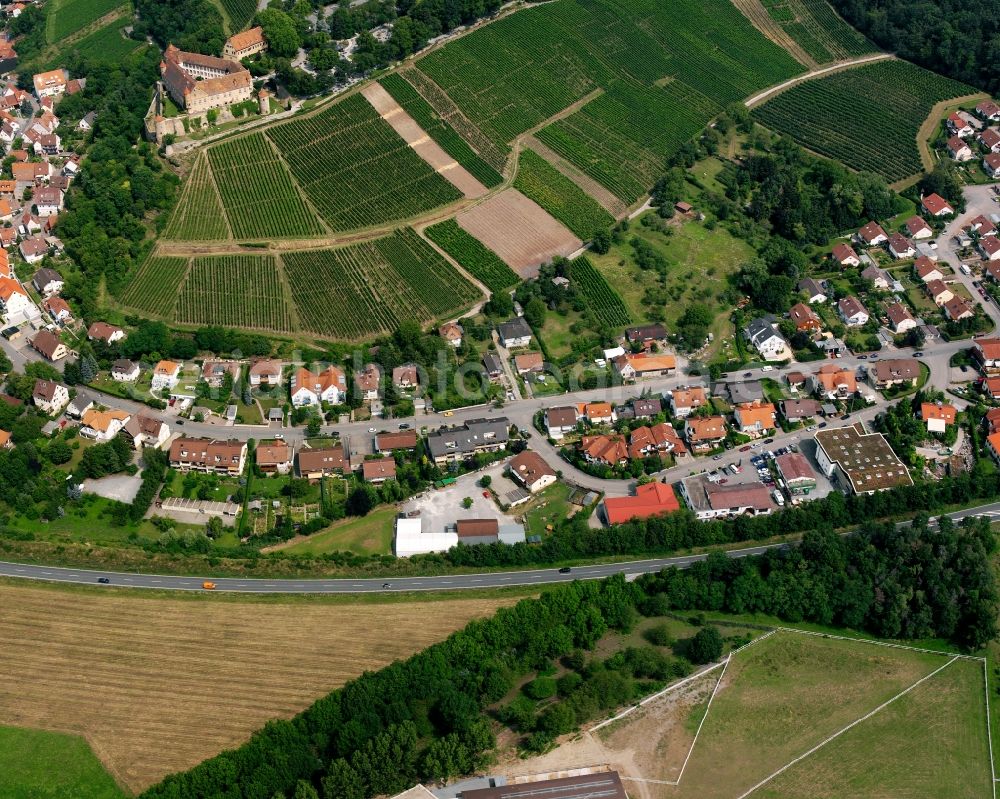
[743,52,894,108]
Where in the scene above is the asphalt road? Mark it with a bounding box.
[3,501,998,593]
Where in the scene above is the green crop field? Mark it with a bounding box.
[379,74,504,188]
[569,256,631,327]
[513,149,613,239]
[220,0,257,32]
[762,0,874,63]
[0,725,126,799]
[164,153,230,241]
[752,59,975,182]
[415,0,802,201]
[48,0,124,42]
[283,229,481,339]
[120,255,190,317]
[63,20,142,63]
[176,255,294,332]
[265,94,462,232]
[206,133,325,239]
[424,219,519,293]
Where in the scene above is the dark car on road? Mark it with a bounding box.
[559,567,572,574]
[97,577,110,584]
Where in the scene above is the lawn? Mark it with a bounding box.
[9,494,141,546]
[0,725,126,799]
[276,505,397,556]
[521,483,573,536]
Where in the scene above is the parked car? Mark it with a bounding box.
[743,371,753,378]
[841,414,851,420]
[399,423,410,429]
[739,445,751,452]
[368,427,377,433]
[763,438,774,444]
[858,354,868,360]
[713,454,723,460]
[818,422,828,428]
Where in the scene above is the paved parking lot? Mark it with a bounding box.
[83,473,144,503]
[401,467,510,534]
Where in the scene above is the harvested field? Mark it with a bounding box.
[361,83,489,199]
[0,584,513,793]
[456,188,581,277]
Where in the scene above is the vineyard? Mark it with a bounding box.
[48,0,124,42]
[64,21,142,63]
[176,255,294,332]
[265,94,462,232]
[571,256,631,327]
[220,0,257,33]
[762,0,873,63]
[513,150,613,239]
[379,74,504,188]
[164,153,230,241]
[424,219,519,293]
[119,255,190,318]
[414,0,802,202]
[207,133,325,239]
[283,229,481,339]
[752,59,976,182]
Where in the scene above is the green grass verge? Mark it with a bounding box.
[273,505,397,556]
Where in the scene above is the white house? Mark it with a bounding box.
[745,318,786,359]
[886,233,915,260]
[31,268,63,296]
[497,317,532,348]
[947,135,974,161]
[120,415,170,450]
[80,408,131,442]
[111,358,140,382]
[838,296,869,327]
[31,379,69,414]
[291,366,346,406]
[545,406,578,440]
[0,277,34,322]
[151,360,182,391]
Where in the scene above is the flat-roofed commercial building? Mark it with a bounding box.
[814,423,912,495]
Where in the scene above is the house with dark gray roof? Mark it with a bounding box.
[426,418,510,464]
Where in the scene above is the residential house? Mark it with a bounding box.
[831,242,861,266]
[744,317,787,359]
[355,363,381,401]
[815,424,912,494]
[856,222,888,247]
[943,295,975,321]
[921,193,954,217]
[375,430,418,452]
[0,277,32,321]
[921,402,956,433]
[223,26,267,59]
[111,358,140,382]
[914,256,944,283]
[513,352,543,375]
[985,153,1000,179]
[30,329,66,361]
[926,279,954,306]
[886,233,916,259]
[169,438,247,476]
[290,365,346,406]
[837,296,869,327]
[509,449,557,493]
[979,235,1000,261]
[812,364,857,399]
[985,377,1000,400]
[905,215,933,240]
[31,267,62,296]
[545,406,578,440]
[580,402,613,425]
[87,321,125,344]
[947,112,975,137]
[977,100,1000,121]
[362,458,397,483]
[482,352,503,381]
[946,135,974,161]
[975,338,1000,373]
[969,214,997,236]
[426,417,509,464]
[31,378,68,414]
[42,295,71,323]
[869,358,921,389]
[256,442,292,474]
[497,317,532,348]
[679,474,775,520]
[150,360,182,391]
[669,386,706,418]
[860,264,891,289]
[78,111,96,131]
[628,423,685,459]
[788,302,821,332]
[602,482,680,525]
[612,352,677,380]
[684,415,727,454]
[625,323,667,347]
[885,302,917,333]
[19,236,48,264]
[297,446,349,479]
[66,391,95,419]
[33,186,61,217]
[734,402,776,437]
[989,263,1000,283]
[202,360,241,388]
[0,429,11,450]
[438,321,463,348]
[80,408,130,442]
[775,452,817,497]
[631,397,662,418]
[580,434,629,466]
[798,277,826,303]
[248,358,282,388]
[785,370,807,391]
[392,364,419,390]
[120,415,170,450]
[981,128,1000,153]
[780,398,821,422]
[32,68,68,99]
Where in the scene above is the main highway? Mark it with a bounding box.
[2,501,998,593]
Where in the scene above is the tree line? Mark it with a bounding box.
[139,516,996,799]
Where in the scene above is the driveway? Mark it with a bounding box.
[83,473,143,503]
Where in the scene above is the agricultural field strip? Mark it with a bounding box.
[733,655,962,799]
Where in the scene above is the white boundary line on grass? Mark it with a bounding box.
[733,656,960,799]
[775,626,985,661]
[985,659,998,798]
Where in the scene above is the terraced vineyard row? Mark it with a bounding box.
[283,229,481,339]
[379,74,504,188]
[119,255,190,317]
[176,255,294,332]
[64,20,143,64]
[425,220,519,293]
[761,0,873,63]
[512,149,613,239]
[164,153,230,241]
[220,0,257,32]
[207,133,324,239]
[48,0,123,42]
[571,256,631,327]
[752,59,975,182]
[265,94,462,232]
